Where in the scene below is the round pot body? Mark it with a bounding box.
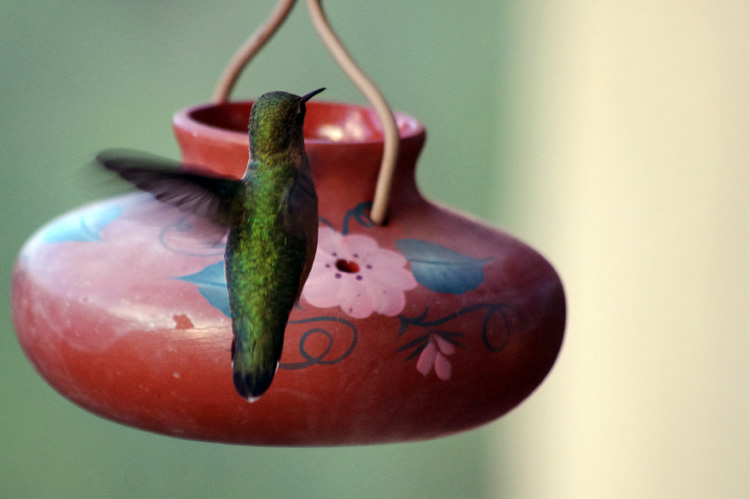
[12,101,565,445]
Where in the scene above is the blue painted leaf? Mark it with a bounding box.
[396,239,489,294]
[43,205,122,243]
[176,261,230,316]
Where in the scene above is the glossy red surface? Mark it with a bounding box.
[12,101,565,445]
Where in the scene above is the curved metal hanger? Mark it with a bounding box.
[212,0,399,226]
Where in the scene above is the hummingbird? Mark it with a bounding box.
[97,88,324,401]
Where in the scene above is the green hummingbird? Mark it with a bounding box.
[97,88,325,401]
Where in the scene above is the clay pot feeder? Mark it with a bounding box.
[11,0,565,445]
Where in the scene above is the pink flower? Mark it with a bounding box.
[301,227,417,319]
[416,335,455,380]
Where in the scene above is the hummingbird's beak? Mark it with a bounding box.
[301,88,326,103]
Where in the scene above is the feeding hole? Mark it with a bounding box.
[335,259,360,273]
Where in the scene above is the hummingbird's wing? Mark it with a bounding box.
[96,149,243,227]
[280,163,319,300]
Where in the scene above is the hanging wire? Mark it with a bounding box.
[213,0,298,103]
[306,0,400,225]
[212,0,400,225]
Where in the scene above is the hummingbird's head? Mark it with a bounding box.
[248,88,325,160]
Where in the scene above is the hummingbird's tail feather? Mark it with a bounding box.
[230,333,281,402]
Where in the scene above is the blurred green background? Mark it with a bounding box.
[1,1,519,497]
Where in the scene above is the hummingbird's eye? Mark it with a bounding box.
[298,102,306,115]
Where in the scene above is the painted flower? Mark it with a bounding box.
[302,227,417,319]
[416,335,455,380]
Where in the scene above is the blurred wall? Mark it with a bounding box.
[493,1,750,497]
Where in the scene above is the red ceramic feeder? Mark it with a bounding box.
[11,100,565,445]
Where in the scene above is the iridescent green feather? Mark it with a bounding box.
[226,165,310,400]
